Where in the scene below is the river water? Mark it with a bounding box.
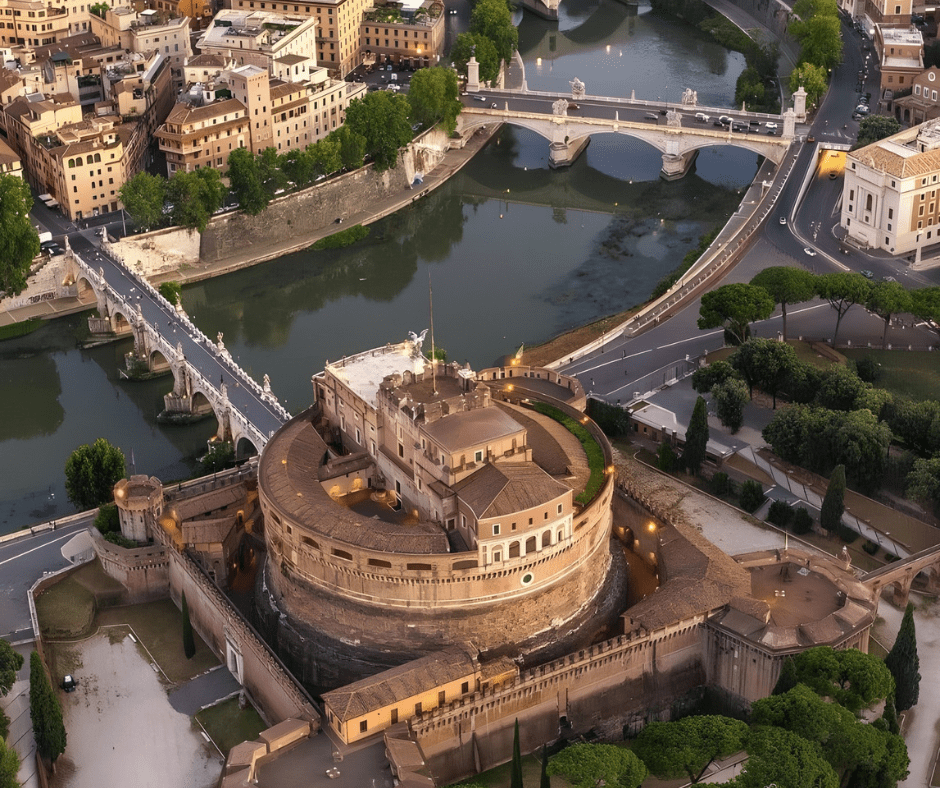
[0,0,758,534]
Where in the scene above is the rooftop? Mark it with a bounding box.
[326,342,425,409]
[422,406,523,453]
[851,118,940,177]
[454,462,570,520]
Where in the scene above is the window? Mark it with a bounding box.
[492,524,500,536]
[461,681,469,694]
[474,450,483,463]
[360,720,368,733]
[557,503,563,514]
[438,690,445,705]
[390,708,398,724]
[866,194,873,211]
[415,702,422,715]
[888,208,894,219]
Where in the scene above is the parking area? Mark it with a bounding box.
[48,631,222,788]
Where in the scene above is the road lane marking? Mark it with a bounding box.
[0,531,81,567]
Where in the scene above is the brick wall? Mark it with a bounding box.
[90,528,170,603]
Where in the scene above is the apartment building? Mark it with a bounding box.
[359,0,443,69]
[842,118,940,257]
[0,134,22,175]
[875,25,923,99]
[89,5,190,87]
[224,0,372,76]
[863,0,911,27]
[0,0,71,48]
[891,66,940,124]
[156,96,250,173]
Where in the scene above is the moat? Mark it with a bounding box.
[1,0,761,534]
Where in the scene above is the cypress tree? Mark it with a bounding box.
[510,718,524,788]
[881,692,900,735]
[540,743,550,788]
[885,602,921,711]
[773,656,798,695]
[181,591,196,660]
[682,396,710,476]
[820,464,846,533]
[29,651,66,766]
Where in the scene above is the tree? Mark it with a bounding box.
[119,171,167,231]
[227,147,269,215]
[0,735,20,788]
[200,441,234,474]
[0,174,41,298]
[540,744,550,788]
[788,62,828,108]
[258,147,288,198]
[885,602,920,712]
[787,646,894,713]
[730,338,799,407]
[657,441,679,472]
[64,437,126,510]
[907,456,940,512]
[408,67,462,134]
[547,743,647,788]
[166,168,224,233]
[344,91,414,172]
[698,283,774,346]
[333,126,366,171]
[855,115,901,149]
[793,14,843,70]
[0,640,24,698]
[692,360,738,394]
[29,651,66,766]
[93,502,119,534]
[814,364,867,412]
[739,479,765,512]
[89,1,109,16]
[735,67,767,109]
[683,396,709,475]
[752,683,857,751]
[281,148,315,188]
[469,0,518,64]
[712,377,749,432]
[633,716,749,784]
[816,272,871,346]
[158,280,182,305]
[451,33,500,85]
[866,280,912,349]
[819,464,845,534]
[310,134,343,177]
[734,725,838,788]
[181,590,195,659]
[910,286,940,340]
[750,267,817,342]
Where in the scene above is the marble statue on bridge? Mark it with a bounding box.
[552,98,569,116]
[217,331,225,351]
[681,88,698,107]
[666,109,682,128]
[570,77,585,100]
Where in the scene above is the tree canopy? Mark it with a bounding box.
[451,33,500,84]
[29,651,66,765]
[344,91,414,172]
[547,743,647,788]
[723,725,839,788]
[885,602,920,712]
[0,174,41,298]
[730,338,799,407]
[64,437,126,510]
[788,62,828,107]
[855,116,901,149]
[119,171,167,231]
[786,646,895,713]
[227,147,269,215]
[469,0,518,64]
[816,272,872,346]
[0,639,24,698]
[633,715,749,784]
[0,735,20,788]
[166,168,223,233]
[698,283,774,345]
[867,281,912,349]
[712,377,750,433]
[683,396,710,475]
[749,267,817,341]
[819,464,846,533]
[408,67,462,134]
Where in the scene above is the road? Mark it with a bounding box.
[560,16,940,399]
[68,234,288,448]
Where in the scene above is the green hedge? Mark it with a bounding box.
[0,318,42,342]
[311,224,370,250]
[528,402,606,505]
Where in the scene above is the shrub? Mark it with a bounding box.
[837,524,859,543]
[528,403,606,505]
[767,499,793,527]
[853,356,880,384]
[711,471,734,497]
[863,540,879,555]
[104,532,137,548]
[657,442,679,473]
[94,502,119,534]
[311,224,369,250]
[792,506,814,534]
[739,480,765,512]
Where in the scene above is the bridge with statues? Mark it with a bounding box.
[61,236,289,459]
[459,70,806,177]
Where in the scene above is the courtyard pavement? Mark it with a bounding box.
[51,631,222,788]
[168,665,241,716]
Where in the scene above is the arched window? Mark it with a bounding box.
[865,194,873,212]
[542,531,551,548]
[75,156,83,166]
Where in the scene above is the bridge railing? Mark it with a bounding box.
[485,87,785,121]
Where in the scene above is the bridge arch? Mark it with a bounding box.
[111,309,133,333]
[190,388,218,420]
[150,348,172,375]
[235,435,259,460]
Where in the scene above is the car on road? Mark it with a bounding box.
[491,102,498,108]
[861,269,874,279]
[779,216,787,225]
[568,102,579,110]
[765,122,778,131]
[694,112,710,122]
[804,247,817,257]
[883,275,897,282]
[829,171,839,179]
[718,115,732,126]
[473,95,486,102]
[644,113,658,120]
[732,122,748,132]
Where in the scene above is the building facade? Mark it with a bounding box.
[359,0,444,70]
[842,118,940,256]
[875,25,923,101]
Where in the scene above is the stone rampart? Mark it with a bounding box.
[90,528,170,603]
[167,548,320,727]
[0,254,76,311]
[110,226,202,277]
[409,617,706,785]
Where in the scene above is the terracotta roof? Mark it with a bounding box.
[0,68,21,93]
[422,407,523,453]
[186,53,226,68]
[322,646,477,723]
[453,462,569,520]
[851,120,940,178]
[164,97,245,125]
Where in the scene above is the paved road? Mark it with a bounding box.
[69,235,288,448]
[0,517,93,641]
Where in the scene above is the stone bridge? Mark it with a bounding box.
[457,89,797,177]
[66,245,288,458]
[860,543,940,611]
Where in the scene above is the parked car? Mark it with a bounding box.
[804,247,817,257]
[694,112,710,123]
[62,675,78,693]
[644,113,659,120]
[861,269,874,279]
[473,95,487,102]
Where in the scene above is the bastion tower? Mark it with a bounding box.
[256,339,623,690]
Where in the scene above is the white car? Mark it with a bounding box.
[765,122,778,130]
[804,247,817,257]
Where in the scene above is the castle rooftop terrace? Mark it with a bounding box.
[326,342,423,409]
[749,562,841,628]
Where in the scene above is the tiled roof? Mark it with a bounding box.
[164,97,245,125]
[423,407,523,453]
[453,462,569,520]
[851,121,940,178]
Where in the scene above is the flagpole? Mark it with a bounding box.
[429,272,437,396]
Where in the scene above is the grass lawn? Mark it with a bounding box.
[842,349,940,402]
[707,340,839,370]
[449,754,565,787]
[195,695,266,754]
[35,559,124,639]
[96,598,219,684]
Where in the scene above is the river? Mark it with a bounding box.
[0,0,759,534]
